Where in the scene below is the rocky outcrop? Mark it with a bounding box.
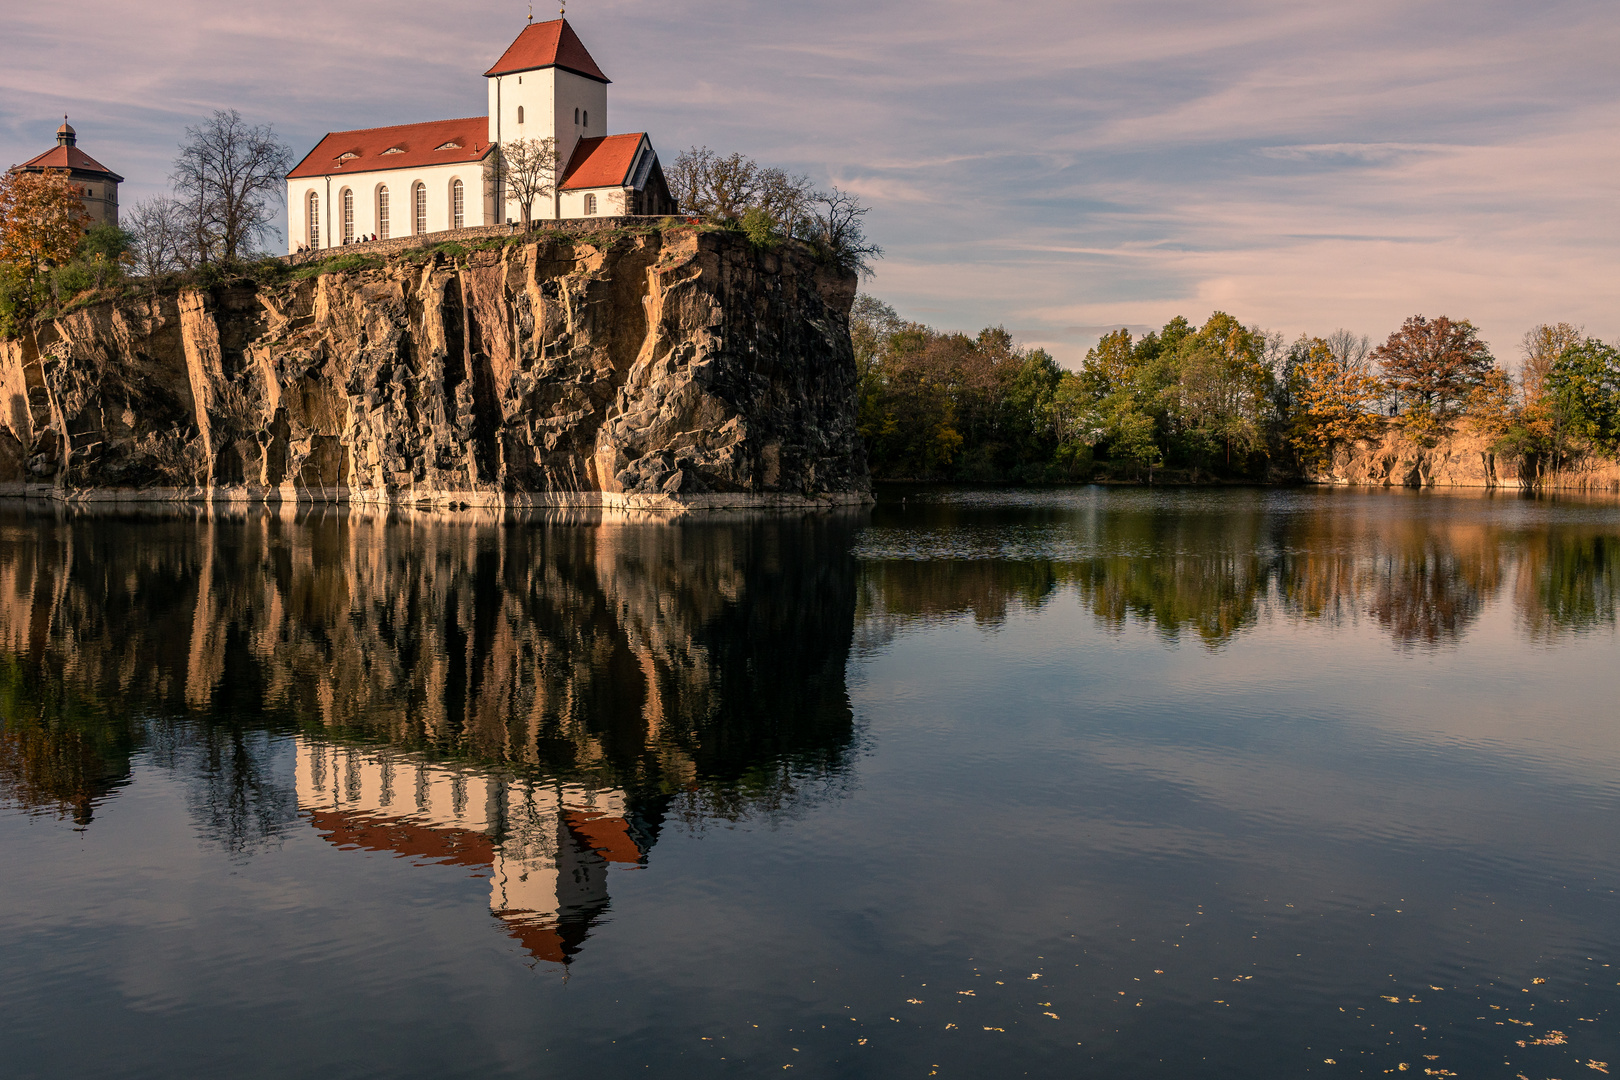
[0,227,869,510]
[1310,428,1620,492]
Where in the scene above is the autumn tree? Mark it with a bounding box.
[485,137,556,229]
[172,109,291,263]
[1288,336,1384,463]
[0,169,89,282]
[1372,315,1495,436]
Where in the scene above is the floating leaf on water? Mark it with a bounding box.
[1044,1012,1060,1019]
[1382,996,1402,1003]
[1588,1060,1610,1073]
[1532,978,1546,984]
[906,999,923,1005]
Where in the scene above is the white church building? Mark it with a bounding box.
[286,18,675,253]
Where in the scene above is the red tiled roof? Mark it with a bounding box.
[14,144,123,182]
[564,810,645,864]
[484,19,609,82]
[306,807,496,869]
[558,133,646,190]
[287,117,493,180]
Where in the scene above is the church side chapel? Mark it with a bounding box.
[285,17,675,253]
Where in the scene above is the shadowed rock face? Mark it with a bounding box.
[0,229,869,510]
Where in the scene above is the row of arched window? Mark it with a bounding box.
[306,178,466,248]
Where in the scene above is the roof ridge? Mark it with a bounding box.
[319,116,488,137]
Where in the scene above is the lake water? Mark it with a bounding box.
[2,487,1617,1078]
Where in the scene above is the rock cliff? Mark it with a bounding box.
[1310,427,1620,492]
[0,227,870,510]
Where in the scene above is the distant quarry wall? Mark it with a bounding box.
[0,228,870,512]
[1310,428,1620,492]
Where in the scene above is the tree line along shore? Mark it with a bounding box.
[852,298,1618,486]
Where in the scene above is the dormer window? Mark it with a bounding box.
[336,152,358,163]
[382,147,405,155]
[434,141,462,151]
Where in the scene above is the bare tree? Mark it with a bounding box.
[755,167,814,238]
[125,196,188,279]
[1520,322,1585,401]
[172,109,291,263]
[484,137,556,229]
[1324,329,1373,378]
[807,187,883,277]
[668,147,762,224]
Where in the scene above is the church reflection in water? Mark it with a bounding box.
[298,741,652,964]
[0,504,863,966]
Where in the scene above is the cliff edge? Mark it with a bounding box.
[0,228,870,511]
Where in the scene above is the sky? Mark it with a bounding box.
[3,0,1616,368]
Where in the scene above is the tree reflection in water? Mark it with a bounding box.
[857,490,1619,649]
[0,504,862,964]
[3,492,1616,963]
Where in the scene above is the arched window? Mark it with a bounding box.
[451,179,464,229]
[574,107,579,125]
[583,193,597,215]
[517,106,524,125]
[307,191,320,248]
[341,188,354,242]
[377,185,390,239]
[583,110,588,128]
[413,182,427,235]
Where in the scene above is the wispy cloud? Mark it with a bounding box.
[2,0,1616,367]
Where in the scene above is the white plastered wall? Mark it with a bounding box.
[286,160,495,253]
[557,186,628,220]
[486,66,607,221]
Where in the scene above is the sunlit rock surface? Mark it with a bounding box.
[0,229,869,511]
[1310,428,1620,491]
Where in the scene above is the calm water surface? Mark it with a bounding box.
[2,487,1618,1078]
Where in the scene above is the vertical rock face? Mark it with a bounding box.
[0,228,870,509]
[1309,429,1620,492]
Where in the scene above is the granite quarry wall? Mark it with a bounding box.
[0,227,870,511]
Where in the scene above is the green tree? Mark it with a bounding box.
[1544,338,1620,452]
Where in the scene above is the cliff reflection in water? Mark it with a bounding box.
[0,505,861,963]
[856,491,1619,648]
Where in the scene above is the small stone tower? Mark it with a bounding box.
[10,118,124,228]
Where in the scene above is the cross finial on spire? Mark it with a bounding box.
[527,1,532,22]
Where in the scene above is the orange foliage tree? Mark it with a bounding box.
[1289,337,1384,463]
[0,169,88,281]
[1372,315,1494,440]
